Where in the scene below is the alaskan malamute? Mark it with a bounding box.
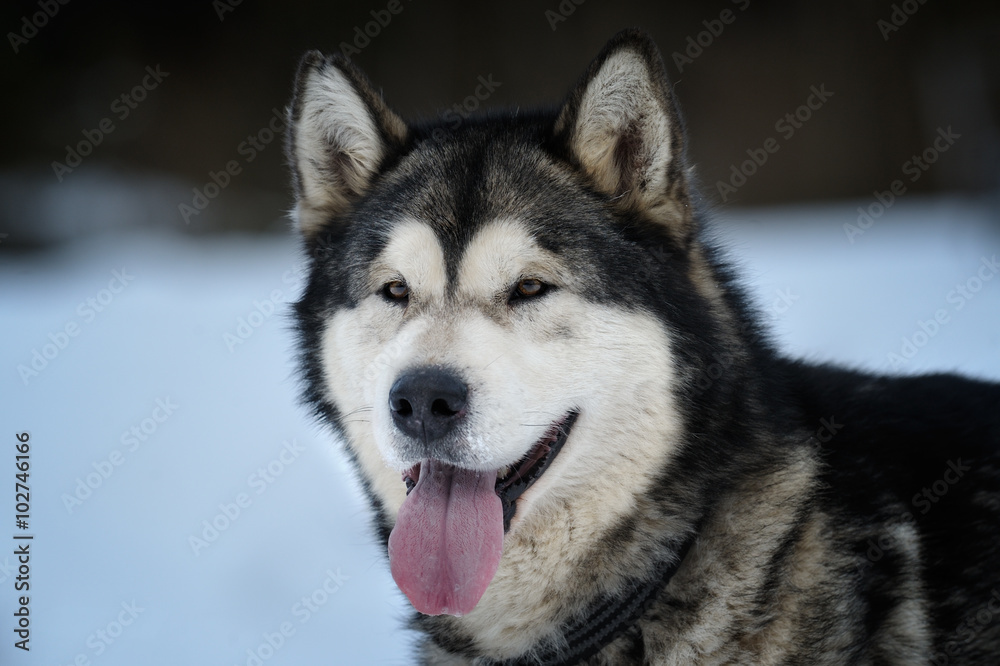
[286,29,1000,664]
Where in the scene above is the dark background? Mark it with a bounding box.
[2,0,998,245]
[2,5,999,664]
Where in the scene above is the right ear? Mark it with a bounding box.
[552,30,692,241]
[286,51,408,238]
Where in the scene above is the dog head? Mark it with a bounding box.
[288,29,726,626]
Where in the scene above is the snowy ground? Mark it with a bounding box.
[1,195,998,665]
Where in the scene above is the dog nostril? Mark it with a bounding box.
[431,398,459,417]
[389,367,468,442]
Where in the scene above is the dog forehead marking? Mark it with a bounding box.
[456,219,545,297]
[374,219,447,299]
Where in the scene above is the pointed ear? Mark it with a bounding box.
[286,51,408,238]
[554,30,692,235]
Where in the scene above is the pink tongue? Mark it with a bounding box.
[388,460,503,616]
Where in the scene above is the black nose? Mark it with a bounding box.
[389,367,468,442]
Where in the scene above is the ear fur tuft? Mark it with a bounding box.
[286,52,408,237]
[555,29,691,234]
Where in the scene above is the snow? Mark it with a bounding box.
[1,195,998,665]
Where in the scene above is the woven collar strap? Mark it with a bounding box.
[485,533,697,666]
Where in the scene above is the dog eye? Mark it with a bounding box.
[382,280,409,302]
[511,278,547,301]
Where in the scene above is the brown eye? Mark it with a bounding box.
[383,280,409,301]
[517,279,543,296]
[514,278,547,299]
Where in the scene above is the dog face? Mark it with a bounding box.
[288,31,719,622]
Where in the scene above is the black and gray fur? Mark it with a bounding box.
[287,29,1000,665]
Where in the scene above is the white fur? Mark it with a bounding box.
[319,217,685,653]
[368,219,449,302]
[320,220,447,512]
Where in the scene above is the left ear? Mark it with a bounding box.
[554,29,691,234]
[286,51,409,239]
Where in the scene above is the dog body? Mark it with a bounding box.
[287,31,1000,664]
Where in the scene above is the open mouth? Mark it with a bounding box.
[389,411,579,616]
[401,411,579,531]
[495,411,579,529]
